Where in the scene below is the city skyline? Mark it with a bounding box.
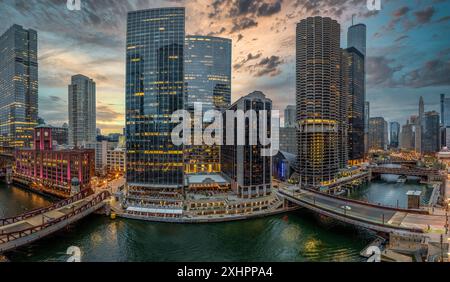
[0,0,448,134]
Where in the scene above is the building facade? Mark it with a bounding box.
[343,47,365,165]
[68,74,96,147]
[422,111,440,153]
[369,117,388,151]
[107,148,126,173]
[221,91,272,198]
[296,17,342,186]
[126,8,185,191]
[400,120,415,150]
[390,122,400,149]
[14,126,95,198]
[0,25,38,148]
[284,105,296,128]
[184,35,232,174]
[279,127,297,155]
[347,23,367,56]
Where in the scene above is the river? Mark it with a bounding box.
[0,179,430,262]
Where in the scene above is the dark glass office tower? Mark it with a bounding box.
[422,111,440,153]
[184,35,232,174]
[126,8,185,190]
[221,91,272,198]
[390,122,400,149]
[0,25,38,148]
[296,17,341,187]
[343,47,365,165]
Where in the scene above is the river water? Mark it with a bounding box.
[0,180,431,262]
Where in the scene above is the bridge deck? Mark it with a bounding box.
[279,187,446,234]
[0,191,110,253]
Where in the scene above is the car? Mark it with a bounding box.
[341,205,352,211]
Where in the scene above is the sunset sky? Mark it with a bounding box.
[0,0,449,134]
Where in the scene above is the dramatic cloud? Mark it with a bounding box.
[400,59,450,88]
[0,0,448,129]
[249,56,285,77]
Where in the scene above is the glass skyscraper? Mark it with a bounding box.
[343,47,365,164]
[68,74,96,147]
[0,24,38,148]
[347,23,367,56]
[126,7,185,189]
[185,35,231,113]
[390,122,400,149]
[184,35,231,174]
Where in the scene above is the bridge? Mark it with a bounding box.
[0,189,110,253]
[278,187,446,235]
[370,166,442,181]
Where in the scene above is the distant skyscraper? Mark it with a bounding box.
[343,47,365,164]
[68,74,96,147]
[284,105,296,128]
[347,23,367,56]
[442,95,450,127]
[279,127,297,155]
[415,96,424,153]
[125,8,185,190]
[364,101,370,155]
[0,25,38,148]
[184,35,232,174]
[400,120,415,150]
[369,117,387,150]
[422,111,440,153]
[389,122,400,149]
[221,91,272,198]
[441,94,445,125]
[296,17,342,186]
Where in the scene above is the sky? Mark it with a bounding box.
[0,0,449,134]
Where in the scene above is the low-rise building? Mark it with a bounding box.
[14,126,95,198]
[107,148,126,173]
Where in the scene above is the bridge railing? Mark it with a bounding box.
[0,189,94,227]
[280,190,425,234]
[0,191,110,245]
[283,187,429,214]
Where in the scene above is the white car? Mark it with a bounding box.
[341,205,352,211]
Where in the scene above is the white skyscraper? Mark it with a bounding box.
[68,74,96,147]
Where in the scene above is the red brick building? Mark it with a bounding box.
[14,126,95,198]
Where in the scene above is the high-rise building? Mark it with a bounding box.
[364,101,370,155]
[185,35,231,112]
[343,47,365,165]
[400,120,415,150]
[68,74,96,147]
[389,122,400,149]
[369,117,387,151]
[184,35,232,174]
[440,94,450,147]
[0,25,38,148]
[415,96,424,153]
[221,91,272,198]
[284,105,296,128]
[126,8,185,192]
[296,17,342,186]
[279,127,297,155]
[422,111,440,153]
[347,23,367,56]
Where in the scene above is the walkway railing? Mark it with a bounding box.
[0,190,110,244]
[301,187,429,214]
[279,190,425,234]
[0,189,94,227]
